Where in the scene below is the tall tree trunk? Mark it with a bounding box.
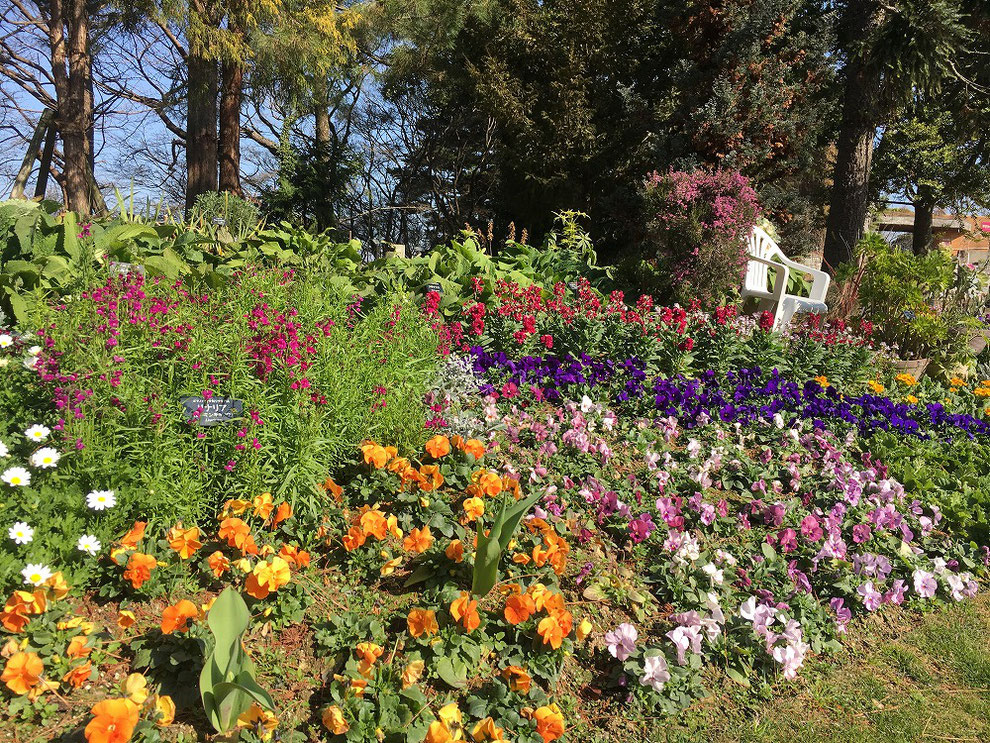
[314,96,333,231]
[912,194,936,254]
[219,59,243,194]
[186,3,218,210]
[47,0,92,214]
[823,0,885,272]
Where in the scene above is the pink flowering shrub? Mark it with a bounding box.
[641,168,762,304]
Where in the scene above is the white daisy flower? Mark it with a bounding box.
[26,345,41,356]
[86,490,116,510]
[21,563,53,586]
[8,522,33,545]
[76,535,101,555]
[1,467,31,487]
[29,447,60,469]
[24,424,50,442]
[0,440,7,457]
[0,333,12,348]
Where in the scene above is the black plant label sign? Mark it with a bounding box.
[180,396,244,426]
[425,282,443,294]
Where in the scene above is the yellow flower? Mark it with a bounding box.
[866,380,885,394]
[122,672,149,704]
[895,373,917,386]
[237,703,278,740]
[471,716,507,741]
[117,610,136,629]
[463,497,485,522]
[155,695,176,727]
[950,376,966,387]
[813,375,829,388]
[322,705,349,735]
[380,555,403,576]
[402,659,425,688]
[576,618,593,641]
[906,395,919,404]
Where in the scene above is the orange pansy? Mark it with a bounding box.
[277,544,311,568]
[463,497,485,522]
[160,599,199,634]
[360,510,389,540]
[501,665,532,694]
[425,435,451,458]
[407,608,439,638]
[218,517,258,555]
[244,557,291,600]
[403,526,434,554]
[533,703,565,742]
[67,634,91,659]
[85,697,140,743]
[417,465,444,492]
[445,540,464,563]
[360,441,391,468]
[122,552,157,589]
[460,438,486,459]
[504,593,536,625]
[63,660,92,689]
[342,525,367,551]
[272,501,293,525]
[119,521,147,548]
[207,551,231,578]
[252,492,275,519]
[450,591,481,633]
[167,525,202,560]
[1,652,43,695]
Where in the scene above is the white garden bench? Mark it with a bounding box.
[741,226,830,330]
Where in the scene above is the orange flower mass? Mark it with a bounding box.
[2,651,43,695]
[403,526,434,554]
[407,608,439,638]
[360,441,391,469]
[342,525,367,551]
[355,642,384,666]
[533,704,565,742]
[207,551,231,578]
[461,438,486,459]
[272,501,293,525]
[122,552,157,589]
[167,525,202,560]
[504,593,536,625]
[277,544,311,568]
[218,517,258,554]
[450,592,481,633]
[501,665,532,694]
[63,660,92,689]
[360,509,389,540]
[417,465,444,492]
[67,634,91,659]
[252,492,275,519]
[425,434,451,458]
[85,697,140,743]
[244,556,291,600]
[160,599,199,634]
[463,497,485,522]
[119,521,147,548]
[445,540,464,563]
[0,590,45,633]
[477,470,503,497]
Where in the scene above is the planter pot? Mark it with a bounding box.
[891,357,931,378]
[968,328,990,356]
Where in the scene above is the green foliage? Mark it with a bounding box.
[848,232,977,364]
[188,191,263,242]
[199,587,275,734]
[471,490,543,596]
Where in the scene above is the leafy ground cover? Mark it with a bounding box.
[1,217,989,742]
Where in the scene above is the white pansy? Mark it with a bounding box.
[86,489,116,510]
[76,535,101,555]
[21,563,53,586]
[8,522,33,545]
[29,447,60,469]
[1,467,31,487]
[0,333,12,348]
[24,424,50,442]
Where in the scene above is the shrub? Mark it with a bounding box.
[639,168,762,305]
[188,191,262,241]
[850,232,979,368]
[24,269,438,527]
